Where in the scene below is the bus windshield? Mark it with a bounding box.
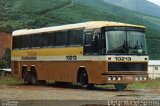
[104,27,147,55]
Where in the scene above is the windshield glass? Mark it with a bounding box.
[127,31,146,54]
[106,31,127,54]
[105,27,147,55]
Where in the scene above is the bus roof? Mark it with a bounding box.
[12,21,145,36]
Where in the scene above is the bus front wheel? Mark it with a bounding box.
[79,71,88,88]
[114,84,127,91]
[79,71,94,89]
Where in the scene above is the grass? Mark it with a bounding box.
[128,79,160,89]
[0,76,23,85]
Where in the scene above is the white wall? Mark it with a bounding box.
[148,65,160,79]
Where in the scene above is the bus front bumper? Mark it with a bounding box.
[101,73,148,84]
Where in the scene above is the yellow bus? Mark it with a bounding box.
[11,21,148,91]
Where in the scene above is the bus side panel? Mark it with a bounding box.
[87,61,108,84]
[82,61,101,84]
[18,61,70,82]
[47,61,69,82]
[11,61,21,79]
[12,60,108,85]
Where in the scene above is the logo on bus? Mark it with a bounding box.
[21,56,37,61]
[21,52,37,61]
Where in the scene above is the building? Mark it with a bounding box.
[0,69,11,77]
[148,60,160,79]
[0,32,12,57]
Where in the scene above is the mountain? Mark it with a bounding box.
[0,0,160,59]
[103,0,160,18]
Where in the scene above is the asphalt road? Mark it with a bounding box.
[0,84,160,106]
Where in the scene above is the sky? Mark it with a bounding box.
[147,0,160,6]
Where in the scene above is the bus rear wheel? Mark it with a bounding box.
[22,70,30,84]
[114,84,127,91]
[30,68,38,85]
[30,74,38,85]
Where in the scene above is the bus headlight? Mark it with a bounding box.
[113,76,117,81]
[144,77,147,80]
[108,76,112,81]
[117,76,122,81]
[139,77,143,80]
[135,76,147,81]
[135,77,139,81]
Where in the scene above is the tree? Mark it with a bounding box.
[2,48,11,68]
[0,59,7,69]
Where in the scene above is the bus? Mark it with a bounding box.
[11,21,148,91]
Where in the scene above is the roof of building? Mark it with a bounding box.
[0,69,11,72]
[148,60,160,66]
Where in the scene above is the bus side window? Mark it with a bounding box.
[55,31,68,46]
[21,35,31,49]
[84,32,99,55]
[68,29,83,46]
[13,36,21,49]
[75,30,83,45]
[31,34,42,48]
[68,30,76,46]
[42,33,51,47]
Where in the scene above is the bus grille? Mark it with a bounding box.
[108,62,147,71]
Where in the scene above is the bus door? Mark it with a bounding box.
[84,30,101,82]
[84,30,100,55]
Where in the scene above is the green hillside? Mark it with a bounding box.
[0,0,160,59]
[103,0,160,18]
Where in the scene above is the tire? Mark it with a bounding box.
[30,73,38,85]
[30,68,38,85]
[22,70,31,84]
[114,84,127,91]
[79,71,94,89]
